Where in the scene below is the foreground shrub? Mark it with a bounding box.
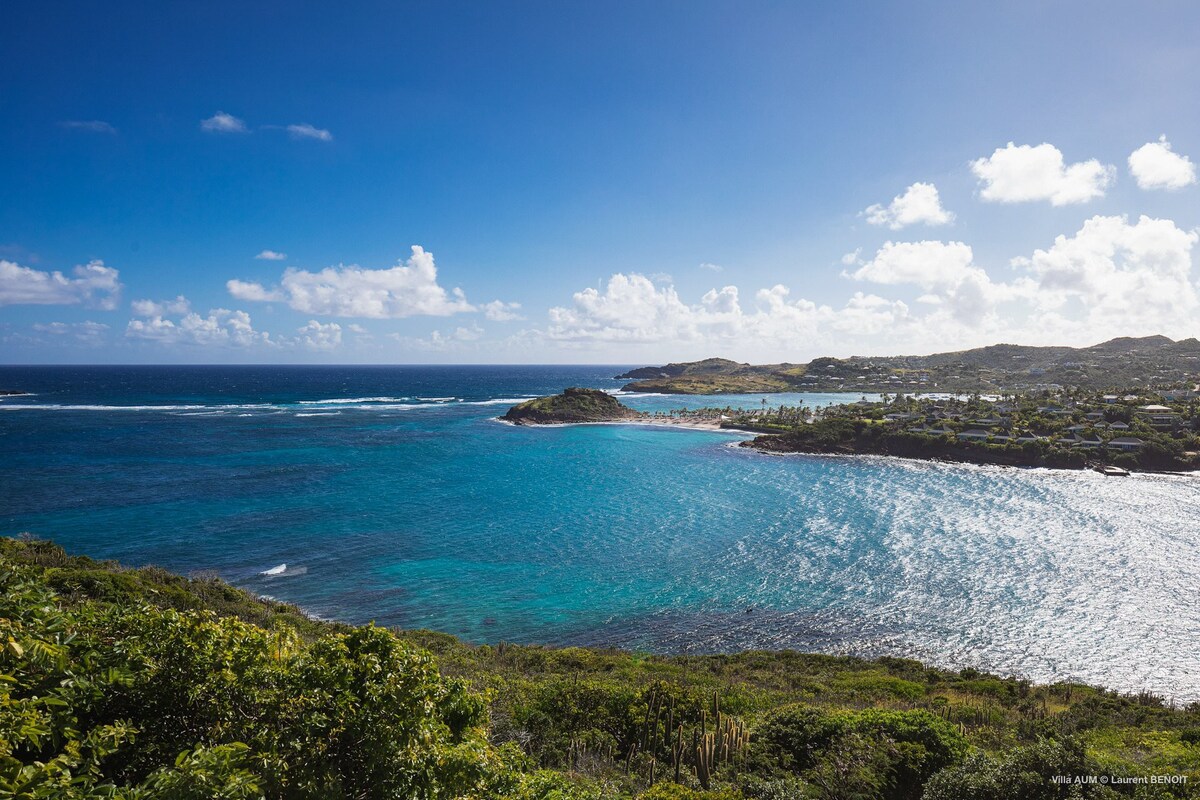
[0,562,518,798]
[922,738,1120,800]
[747,705,967,800]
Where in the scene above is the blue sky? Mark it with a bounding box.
[2,1,1199,363]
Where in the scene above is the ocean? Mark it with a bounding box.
[1,365,1197,701]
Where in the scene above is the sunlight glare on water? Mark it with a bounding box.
[2,365,1197,700]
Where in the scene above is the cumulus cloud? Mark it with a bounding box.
[481,300,524,321]
[863,182,954,230]
[296,320,342,350]
[226,245,481,319]
[200,112,248,134]
[699,262,724,272]
[971,142,1114,205]
[126,308,271,347]
[0,259,121,308]
[255,250,287,261]
[60,120,117,134]
[1128,136,1196,191]
[847,240,1023,324]
[131,295,191,317]
[447,324,483,341]
[225,280,284,302]
[286,124,333,142]
[1012,214,1200,333]
[544,273,911,348]
[547,274,710,344]
[850,240,976,292]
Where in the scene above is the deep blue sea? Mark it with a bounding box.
[2,365,1198,701]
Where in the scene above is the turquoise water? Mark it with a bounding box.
[2,365,1198,700]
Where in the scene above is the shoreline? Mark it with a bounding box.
[226,562,1190,703]
[497,413,760,434]
[504,413,1200,475]
[740,437,1200,476]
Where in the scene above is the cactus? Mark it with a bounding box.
[690,695,749,788]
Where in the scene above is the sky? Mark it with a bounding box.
[2,1,1199,365]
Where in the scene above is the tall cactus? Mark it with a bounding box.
[691,693,749,788]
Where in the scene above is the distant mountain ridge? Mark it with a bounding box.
[616,335,1200,393]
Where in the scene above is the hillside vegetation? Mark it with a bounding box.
[502,388,642,424]
[617,336,1200,394]
[3,537,1199,799]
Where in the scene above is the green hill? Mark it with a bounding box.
[619,336,1200,394]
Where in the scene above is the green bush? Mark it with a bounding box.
[834,674,928,702]
[749,704,848,773]
[748,706,966,800]
[0,562,519,799]
[922,738,1118,800]
[639,783,742,800]
[849,709,967,799]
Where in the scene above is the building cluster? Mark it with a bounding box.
[823,384,1200,454]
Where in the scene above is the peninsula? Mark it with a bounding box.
[617,335,1200,394]
[506,385,1200,472]
[729,388,1200,473]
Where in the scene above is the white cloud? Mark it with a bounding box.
[547,274,713,344]
[850,240,976,292]
[226,245,480,319]
[388,323,486,351]
[255,250,287,261]
[544,273,911,348]
[971,142,1114,205]
[699,262,724,272]
[863,182,954,230]
[849,240,1035,325]
[0,259,121,308]
[1128,136,1196,190]
[126,308,271,347]
[60,120,117,134]
[449,324,484,341]
[286,124,333,142]
[225,280,284,302]
[131,295,191,317]
[296,320,342,350]
[1012,214,1200,334]
[827,292,912,336]
[32,321,109,343]
[840,249,862,266]
[200,112,248,134]
[482,300,524,321]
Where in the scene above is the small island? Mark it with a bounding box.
[502,387,644,424]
